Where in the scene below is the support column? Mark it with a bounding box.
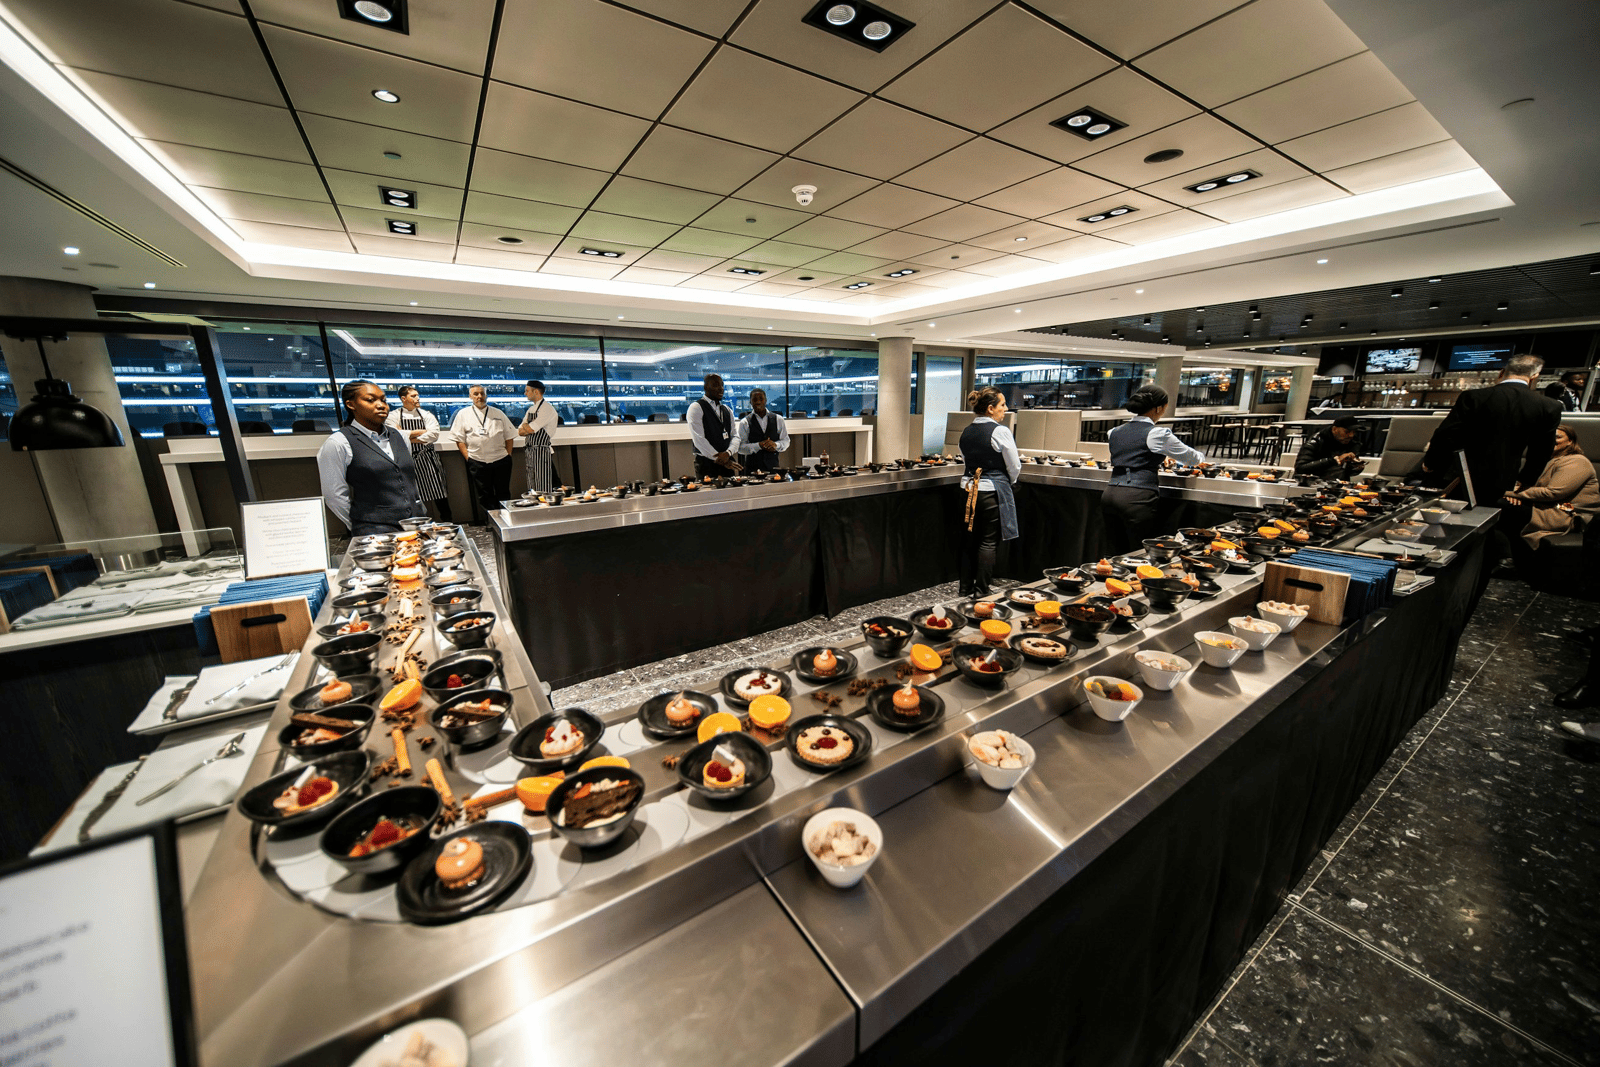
[1285,365,1316,422]
[1153,354,1183,405]
[0,277,157,542]
[875,336,913,462]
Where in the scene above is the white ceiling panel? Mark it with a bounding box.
[673,273,749,291]
[539,257,624,280]
[1322,139,1479,195]
[792,99,969,180]
[567,210,680,245]
[902,203,1025,242]
[224,219,355,250]
[844,231,949,260]
[1026,0,1251,61]
[737,240,831,267]
[959,255,1053,278]
[478,82,650,172]
[664,47,864,154]
[733,158,879,214]
[987,67,1201,166]
[632,248,726,273]
[803,250,894,275]
[777,214,887,251]
[1072,113,1262,187]
[973,167,1122,218]
[1275,103,1452,173]
[261,26,483,141]
[550,236,654,264]
[880,5,1115,133]
[74,72,308,160]
[1011,233,1124,263]
[1095,208,1223,244]
[1039,189,1177,233]
[338,205,457,243]
[905,268,992,288]
[692,198,814,239]
[612,265,698,286]
[462,190,583,233]
[458,223,562,255]
[623,127,779,196]
[965,219,1081,252]
[767,266,846,286]
[1196,175,1347,223]
[467,149,609,208]
[349,233,458,260]
[1137,148,1312,207]
[825,183,959,229]
[298,114,472,188]
[1136,0,1365,108]
[192,187,341,230]
[250,0,497,74]
[145,141,325,199]
[657,227,764,258]
[735,279,812,297]
[895,138,1056,202]
[493,0,714,119]
[589,175,722,224]
[616,0,750,37]
[455,244,555,270]
[9,0,280,104]
[323,167,465,221]
[903,243,1007,268]
[1216,52,1415,145]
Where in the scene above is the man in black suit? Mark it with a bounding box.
[1422,354,1562,503]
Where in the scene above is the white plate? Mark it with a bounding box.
[348,1018,469,1067]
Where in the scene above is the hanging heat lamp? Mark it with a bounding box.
[9,335,125,451]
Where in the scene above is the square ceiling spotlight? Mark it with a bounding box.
[885,268,918,278]
[1050,107,1126,141]
[338,0,408,34]
[728,266,765,275]
[385,219,416,235]
[1078,205,1138,224]
[379,186,416,209]
[580,248,624,258]
[843,281,873,289]
[802,2,915,52]
[1183,169,1260,194]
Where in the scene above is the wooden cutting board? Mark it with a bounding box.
[1261,561,1350,626]
[211,596,313,663]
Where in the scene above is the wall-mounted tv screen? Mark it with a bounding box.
[1364,346,1422,373]
[1448,342,1514,371]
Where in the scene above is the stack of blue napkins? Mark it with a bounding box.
[1287,549,1398,625]
[0,571,56,624]
[193,573,329,655]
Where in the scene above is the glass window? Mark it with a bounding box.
[603,340,786,422]
[786,346,877,417]
[0,352,17,442]
[1178,366,1249,407]
[103,333,213,438]
[325,325,605,428]
[1057,360,1145,410]
[212,322,336,433]
[1258,370,1293,404]
[922,355,964,454]
[974,355,1062,409]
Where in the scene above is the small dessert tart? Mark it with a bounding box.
[702,756,747,791]
[664,693,700,727]
[435,837,486,891]
[795,725,854,766]
[539,720,585,759]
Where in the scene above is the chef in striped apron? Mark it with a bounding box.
[386,384,450,520]
[518,379,558,495]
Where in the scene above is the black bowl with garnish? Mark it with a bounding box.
[332,589,388,617]
[508,708,604,774]
[865,683,945,732]
[719,667,792,709]
[1089,595,1151,632]
[546,766,646,850]
[785,714,873,773]
[860,616,914,657]
[312,631,383,676]
[1042,567,1089,595]
[1009,632,1077,666]
[317,616,378,640]
[396,822,532,926]
[792,646,858,685]
[430,586,483,621]
[421,650,502,703]
[277,702,375,759]
[236,749,372,830]
[440,611,495,649]
[636,689,718,741]
[1142,538,1184,563]
[1062,603,1116,642]
[950,642,1024,688]
[1007,587,1051,610]
[1179,556,1226,582]
[677,731,772,801]
[1141,577,1194,611]
[908,606,966,640]
[320,786,442,877]
[431,687,512,748]
[958,599,1014,623]
[426,569,478,591]
[350,550,393,573]
[289,674,380,713]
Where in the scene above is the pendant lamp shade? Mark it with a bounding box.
[8,336,126,451]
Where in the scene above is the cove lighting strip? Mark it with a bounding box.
[0,4,1507,324]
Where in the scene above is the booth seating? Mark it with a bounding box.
[163,421,208,437]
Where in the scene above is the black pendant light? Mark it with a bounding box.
[9,336,125,451]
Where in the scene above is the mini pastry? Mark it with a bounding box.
[391,564,423,582]
[434,837,486,891]
[890,683,921,718]
[748,695,791,732]
[812,649,839,676]
[1010,588,1045,603]
[319,679,353,706]
[347,814,425,857]
[969,730,1028,770]
[515,774,564,813]
[539,720,585,759]
[967,654,1006,675]
[809,820,876,866]
[336,620,370,635]
[272,775,340,814]
[664,692,700,727]
[1094,558,1115,576]
[922,612,953,630]
[972,601,995,618]
[732,669,780,702]
[1018,636,1069,660]
[702,756,747,791]
[795,725,854,766]
[559,777,641,828]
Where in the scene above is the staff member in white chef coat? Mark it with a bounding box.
[517,379,558,495]
[738,388,790,473]
[450,384,516,523]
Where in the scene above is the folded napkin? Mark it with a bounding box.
[127,675,200,734]
[92,720,270,838]
[177,653,298,719]
[9,591,143,629]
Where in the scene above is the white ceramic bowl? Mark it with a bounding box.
[1133,650,1194,691]
[1256,604,1307,632]
[803,808,883,889]
[968,730,1036,790]
[1194,631,1248,668]
[349,1019,468,1067]
[1417,507,1450,524]
[1228,616,1281,651]
[1082,675,1143,721]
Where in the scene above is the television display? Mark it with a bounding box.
[1364,346,1422,373]
[1448,342,1514,371]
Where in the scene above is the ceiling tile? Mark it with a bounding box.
[973,167,1122,218]
[767,266,847,286]
[844,231,949,260]
[633,248,726,272]
[737,241,831,267]
[467,148,609,208]
[193,188,342,230]
[1094,209,1223,243]
[493,0,714,119]
[144,141,325,199]
[550,236,653,264]
[589,175,722,224]
[905,267,992,288]
[965,220,1081,252]
[338,206,458,243]
[988,67,1201,166]
[1216,52,1414,145]
[298,115,471,188]
[455,245,551,270]
[733,158,879,214]
[1137,148,1312,207]
[1275,103,1451,172]
[223,219,354,250]
[826,184,959,229]
[665,47,864,154]
[729,0,997,94]
[1005,233,1124,263]
[617,0,749,37]
[463,190,584,232]
[658,227,764,258]
[896,138,1056,202]
[458,223,562,255]
[959,255,1054,278]
[1039,189,1176,232]
[1196,175,1348,223]
[688,198,813,239]
[540,257,625,280]
[479,82,651,172]
[803,251,894,275]
[76,72,307,160]
[250,0,497,74]
[1136,0,1365,108]
[675,273,751,291]
[792,99,969,180]
[903,242,1007,268]
[623,127,779,196]
[567,211,680,245]
[777,214,887,250]
[10,0,280,103]
[1026,0,1250,61]
[880,5,1115,132]
[260,26,483,141]
[323,167,465,221]
[612,265,698,286]
[349,234,458,261]
[902,203,1025,242]
[1322,139,1479,195]
[735,280,812,297]
[1072,113,1261,186]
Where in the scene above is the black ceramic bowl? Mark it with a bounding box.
[350,551,392,573]
[1177,528,1218,543]
[865,683,945,732]
[1042,567,1089,595]
[1141,577,1193,611]
[1241,536,1283,558]
[1142,538,1184,563]
[319,786,443,877]
[431,687,513,748]
[860,616,914,657]
[396,822,532,926]
[399,516,431,531]
[909,606,967,640]
[719,667,792,709]
[1179,556,1225,582]
[426,569,478,591]
[422,651,502,703]
[430,586,483,620]
[1009,632,1077,666]
[1090,595,1151,631]
[289,674,380,713]
[277,702,375,759]
[676,732,773,800]
[508,708,604,773]
[317,616,379,640]
[547,766,646,849]
[958,599,1014,623]
[785,714,874,773]
[424,545,465,568]
[792,646,858,685]
[1062,603,1116,642]
[440,611,495,649]
[312,631,383,675]
[341,572,390,592]
[950,642,1024,687]
[332,589,388,618]
[636,689,718,740]
[236,750,372,830]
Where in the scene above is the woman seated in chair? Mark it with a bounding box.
[1502,424,1599,575]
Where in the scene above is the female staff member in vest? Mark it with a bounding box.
[738,388,790,473]
[959,387,1021,597]
[317,379,423,536]
[450,384,517,523]
[385,385,450,521]
[1101,385,1203,554]
[518,379,558,494]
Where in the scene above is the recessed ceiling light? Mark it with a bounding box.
[927,322,935,327]
[1135,288,1144,294]
[1195,307,1205,313]
[386,219,415,234]
[1161,335,1170,343]
[409,301,418,305]
[1107,207,1130,216]
[497,236,523,244]
[1481,320,1491,327]
[1079,206,1136,223]
[617,315,625,319]
[826,4,855,23]
[1185,169,1259,194]
[371,89,400,103]
[767,326,774,329]
[1339,322,1347,329]
[802,0,912,50]
[1428,276,1443,282]
[728,266,765,275]
[844,281,873,290]
[1390,286,1403,297]
[340,0,408,32]
[1428,301,1440,310]
[62,246,79,255]
[1051,106,1126,140]
[1461,311,1471,319]
[798,276,815,281]
[143,282,155,288]
[1591,264,1600,275]
[1014,236,1027,242]
[884,268,918,277]
[862,19,892,39]
[1014,308,1022,313]
[1084,214,1106,223]
[1142,317,1151,325]
[1496,301,1508,310]
[1317,258,1328,264]
[580,247,623,258]
[1144,149,1184,164]
[379,186,416,209]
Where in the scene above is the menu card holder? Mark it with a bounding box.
[1261,561,1350,625]
[209,596,313,663]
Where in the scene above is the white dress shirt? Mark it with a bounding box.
[449,403,516,462]
[686,394,741,460]
[520,398,558,440]
[738,411,790,455]
[1129,415,1205,466]
[317,421,403,527]
[961,417,1023,492]
[385,405,440,445]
